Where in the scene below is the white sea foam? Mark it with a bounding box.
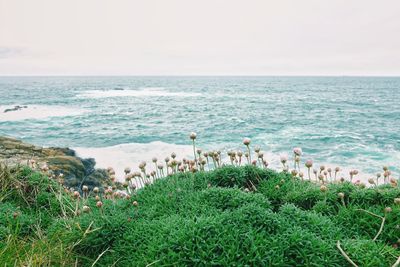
[76,87,201,98]
[74,141,193,181]
[0,105,86,122]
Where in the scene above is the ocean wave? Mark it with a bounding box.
[76,87,201,98]
[74,141,193,181]
[0,105,86,122]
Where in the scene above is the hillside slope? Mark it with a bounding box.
[0,164,399,266]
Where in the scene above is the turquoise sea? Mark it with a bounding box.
[0,76,399,180]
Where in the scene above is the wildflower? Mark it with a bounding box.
[96,201,103,208]
[139,161,146,170]
[384,207,392,214]
[82,185,88,192]
[171,152,176,159]
[280,154,288,168]
[82,206,90,213]
[305,159,313,180]
[338,192,345,199]
[313,168,318,180]
[349,170,357,181]
[275,185,280,190]
[368,178,375,185]
[40,164,49,172]
[291,169,298,177]
[190,132,198,167]
[293,147,302,156]
[13,212,19,219]
[305,159,313,168]
[189,132,197,140]
[243,138,251,146]
[263,159,268,168]
[73,191,80,199]
[95,195,100,201]
[132,201,139,207]
[129,183,136,190]
[376,173,381,184]
[327,168,332,180]
[243,138,252,163]
[152,157,157,163]
[124,167,131,174]
[334,167,340,180]
[320,185,327,192]
[108,167,115,175]
[254,146,260,153]
[125,174,132,181]
[394,198,400,205]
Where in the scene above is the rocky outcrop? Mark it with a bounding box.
[0,136,110,189]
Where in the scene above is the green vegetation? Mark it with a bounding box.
[0,164,399,266]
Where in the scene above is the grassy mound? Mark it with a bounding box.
[0,164,399,266]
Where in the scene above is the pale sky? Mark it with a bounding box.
[1,0,400,76]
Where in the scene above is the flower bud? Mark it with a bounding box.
[305,159,313,168]
[189,132,197,140]
[293,147,302,156]
[73,191,80,199]
[124,167,131,174]
[82,205,90,213]
[243,138,251,146]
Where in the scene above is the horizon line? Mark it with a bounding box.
[1,74,400,78]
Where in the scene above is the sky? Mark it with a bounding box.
[0,0,400,76]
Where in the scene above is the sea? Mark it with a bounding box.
[0,76,399,181]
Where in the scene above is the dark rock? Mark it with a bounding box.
[0,136,110,190]
[3,105,28,113]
